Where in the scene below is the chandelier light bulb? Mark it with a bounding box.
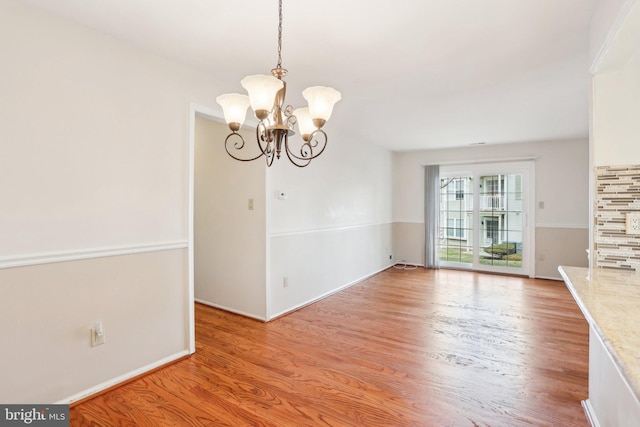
[241,75,284,119]
[302,86,342,122]
[293,107,315,140]
[216,93,250,130]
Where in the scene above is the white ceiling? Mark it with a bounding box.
[21,0,596,151]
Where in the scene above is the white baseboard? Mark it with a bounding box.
[194,299,267,322]
[582,399,600,427]
[268,263,394,320]
[534,275,563,281]
[56,350,190,404]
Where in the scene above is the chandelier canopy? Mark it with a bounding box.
[216,0,341,167]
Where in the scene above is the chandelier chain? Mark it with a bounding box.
[276,0,283,70]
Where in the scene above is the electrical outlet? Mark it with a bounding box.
[283,276,289,288]
[626,212,640,235]
[91,322,105,347]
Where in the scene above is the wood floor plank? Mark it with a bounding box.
[70,268,589,426]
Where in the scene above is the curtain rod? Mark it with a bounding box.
[423,156,538,166]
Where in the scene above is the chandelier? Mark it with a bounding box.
[215,0,341,168]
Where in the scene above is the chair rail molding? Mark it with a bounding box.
[0,241,188,270]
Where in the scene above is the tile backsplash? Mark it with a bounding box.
[595,165,640,271]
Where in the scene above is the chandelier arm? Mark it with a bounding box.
[264,145,276,167]
[224,132,266,162]
[284,140,313,162]
[285,129,328,162]
[256,120,278,167]
[256,120,270,154]
[306,129,328,159]
[266,151,276,166]
[283,139,312,168]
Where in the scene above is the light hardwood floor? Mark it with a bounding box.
[70,268,589,426]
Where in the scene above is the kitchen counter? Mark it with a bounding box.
[559,265,640,425]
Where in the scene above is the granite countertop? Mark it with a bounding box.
[559,265,640,399]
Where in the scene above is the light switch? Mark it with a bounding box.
[248,198,254,210]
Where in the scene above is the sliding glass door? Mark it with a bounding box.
[438,161,533,276]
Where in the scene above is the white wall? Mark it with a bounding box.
[0,250,188,403]
[269,136,393,234]
[392,139,590,278]
[0,0,212,255]
[268,133,394,318]
[194,117,267,319]
[0,0,220,403]
[592,65,640,166]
